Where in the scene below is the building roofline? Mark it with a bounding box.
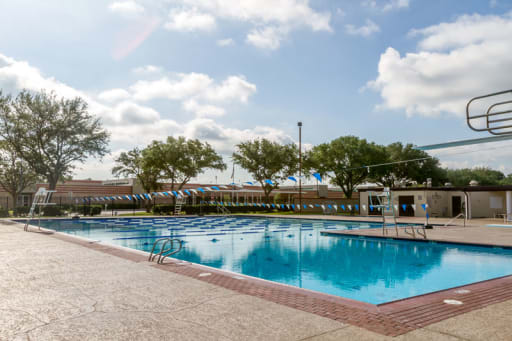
[359,185,512,192]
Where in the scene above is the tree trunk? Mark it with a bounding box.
[10,193,17,216]
[48,176,58,191]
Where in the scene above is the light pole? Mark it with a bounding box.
[298,121,302,214]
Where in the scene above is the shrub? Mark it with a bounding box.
[77,205,102,216]
[14,206,30,216]
[106,203,140,210]
[42,206,64,217]
[0,207,9,217]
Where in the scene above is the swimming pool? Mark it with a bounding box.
[30,216,512,304]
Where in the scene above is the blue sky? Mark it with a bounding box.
[1,0,512,184]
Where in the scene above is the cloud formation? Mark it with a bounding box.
[0,53,292,179]
[108,1,145,17]
[345,19,380,37]
[217,38,234,46]
[362,0,409,12]
[367,12,512,117]
[164,8,217,32]
[108,0,332,50]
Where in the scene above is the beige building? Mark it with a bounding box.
[359,185,512,220]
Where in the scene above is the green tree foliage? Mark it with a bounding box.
[145,136,226,193]
[374,142,445,187]
[305,136,387,199]
[112,148,161,193]
[500,173,512,185]
[0,90,109,190]
[112,148,161,212]
[233,139,298,203]
[0,143,38,212]
[445,167,507,186]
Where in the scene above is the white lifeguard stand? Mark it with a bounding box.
[368,187,398,236]
[24,187,56,231]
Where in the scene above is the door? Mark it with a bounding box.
[398,196,415,217]
[452,196,462,217]
[368,196,381,216]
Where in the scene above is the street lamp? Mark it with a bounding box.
[298,121,302,214]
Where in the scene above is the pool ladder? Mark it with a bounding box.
[216,205,230,216]
[404,224,427,239]
[148,238,183,264]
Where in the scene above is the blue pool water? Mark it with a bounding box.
[30,216,512,304]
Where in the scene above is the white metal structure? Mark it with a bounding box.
[174,196,186,215]
[24,187,56,231]
[368,188,399,236]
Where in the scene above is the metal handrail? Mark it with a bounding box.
[216,205,230,216]
[444,213,466,227]
[148,238,183,264]
[157,239,183,264]
[466,89,512,135]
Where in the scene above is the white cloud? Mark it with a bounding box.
[130,73,256,103]
[367,12,512,117]
[106,101,161,126]
[130,73,213,101]
[108,1,145,17]
[204,76,257,102]
[131,0,332,50]
[164,8,216,32]
[0,52,293,179]
[175,0,331,32]
[132,65,162,75]
[410,13,512,51]
[362,0,409,12]
[246,26,286,50]
[0,53,84,100]
[98,88,130,102]
[217,38,234,46]
[182,118,294,154]
[382,0,409,12]
[183,99,226,117]
[345,19,380,37]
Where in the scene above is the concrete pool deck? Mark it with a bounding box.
[2,218,512,340]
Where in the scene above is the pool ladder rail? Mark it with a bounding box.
[404,224,427,239]
[216,205,231,216]
[148,238,183,264]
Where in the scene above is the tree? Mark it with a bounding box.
[305,136,387,199]
[0,143,38,214]
[233,139,298,203]
[500,173,512,185]
[112,148,161,212]
[374,142,445,187]
[445,167,506,187]
[145,136,226,194]
[0,90,109,190]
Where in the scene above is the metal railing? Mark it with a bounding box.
[443,213,466,227]
[216,205,230,216]
[466,89,512,136]
[148,238,183,264]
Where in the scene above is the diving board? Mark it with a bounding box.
[417,89,512,151]
[415,134,512,151]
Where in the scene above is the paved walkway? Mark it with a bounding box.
[324,225,512,248]
[1,220,512,340]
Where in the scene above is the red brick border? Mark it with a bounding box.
[39,227,512,337]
